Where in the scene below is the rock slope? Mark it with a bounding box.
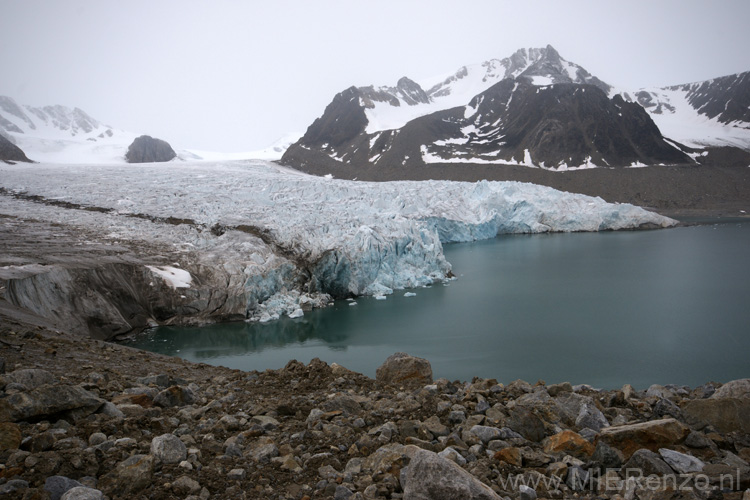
[0,323,748,500]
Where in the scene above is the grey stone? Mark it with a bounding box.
[575,403,609,431]
[684,431,713,449]
[507,407,546,442]
[653,397,682,419]
[251,415,280,430]
[547,382,572,396]
[566,466,590,491]
[470,425,503,444]
[0,479,29,494]
[623,449,674,476]
[0,384,103,422]
[519,485,537,500]
[60,486,103,500]
[591,441,624,470]
[376,352,433,387]
[4,368,57,389]
[44,476,83,500]
[334,485,354,500]
[658,448,704,473]
[172,475,201,496]
[227,468,246,480]
[251,443,279,463]
[98,454,153,496]
[423,415,450,437]
[646,384,675,400]
[711,378,750,399]
[154,385,196,408]
[401,446,502,500]
[151,433,187,464]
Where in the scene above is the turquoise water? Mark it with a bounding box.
[127,220,750,389]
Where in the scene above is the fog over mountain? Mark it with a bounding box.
[1,0,749,152]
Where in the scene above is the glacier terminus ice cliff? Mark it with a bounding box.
[0,160,676,339]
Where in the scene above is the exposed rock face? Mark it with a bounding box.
[283,79,690,172]
[0,133,32,163]
[401,446,502,500]
[125,135,176,163]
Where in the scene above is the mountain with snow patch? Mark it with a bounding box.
[619,71,750,151]
[281,45,750,176]
[0,96,145,164]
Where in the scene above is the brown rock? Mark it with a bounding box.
[596,418,689,459]
[0,422,21,451]
[493,447,522,466]
[375,352,432,387]
[111,393,153,408]
[543,430,595,458]
[682,398,750,434]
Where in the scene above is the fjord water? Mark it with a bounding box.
[129,220,750,390]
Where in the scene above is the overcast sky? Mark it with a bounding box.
[2,0,749,152]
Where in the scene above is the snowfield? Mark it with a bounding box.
[0,160,676,322]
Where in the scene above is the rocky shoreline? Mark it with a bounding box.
[1,308,749,500]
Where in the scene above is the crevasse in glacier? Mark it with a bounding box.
[0,160,676,322]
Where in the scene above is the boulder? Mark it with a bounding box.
[658,448,705,473]
[4,368,58,389]
[125,135,176,163]
[98,454,153,497]
[153,385,196,408]
[401,446,502,500]
[711,378,750,399]
[376,352,432,387]
[150,433,187,464]
[542,430,594,458]
[0,384,103,422]
[44,476,83,500]
[623,449,674,476]
[682,398,750,433]
[575,402,609,431]
[596,418,689,459]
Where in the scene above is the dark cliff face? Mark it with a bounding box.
[0,133,32,163]
[672,71,750,124]
[125,135,176,163]
[282,79,689,172]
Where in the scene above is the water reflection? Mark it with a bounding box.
[133,312,354,360]
[129,220,750,388]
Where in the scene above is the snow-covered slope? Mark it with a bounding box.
[186,133,302,162]
[0,96,143,164]
[361,45,610,134]
[617,72,750,150]
[0,160,676,322]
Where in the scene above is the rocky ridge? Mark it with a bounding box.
[0,135,32,164]
[1,321,749,500]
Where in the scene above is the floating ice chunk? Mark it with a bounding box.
[404,292,417,297]
[288,308,304,319]
[349,302,357,306]
[146,266,192,289]
[374,295,387,300]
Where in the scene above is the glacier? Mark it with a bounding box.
[0,159,675,327]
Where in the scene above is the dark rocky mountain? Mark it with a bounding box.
[0,133,32,163]
[280,46,750,211]
[125,135,177,163]
[630,71,750,126]
[282,79,689,172]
